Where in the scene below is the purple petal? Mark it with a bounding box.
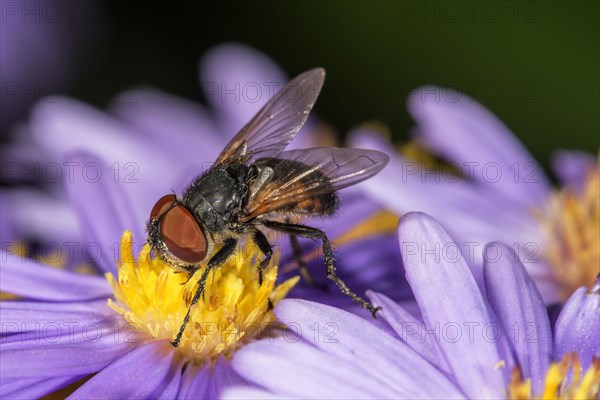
[63,152,145,274]
[407,86,551,207]
[153,355,184,399]
[367,291,448,371]
[348,130,542,250]
[1,375,86,399]
[553,276,600,371]
[177,357,243,400]
[200,43,286,139]
[0,299,112,332]
[1,189,93,270]
[210,356,245,397]
[0,323,134,378]
[70,341,182,399]
[0,0,95,126]
[0,192,15,246]
[1,377,39,397]
[29,99,190,229]
[256,299,464,398]
[235,339,406,399]
[349,129,557,304]
[222,386,286,400]
[1,377,46,397]
[483,243,552,394]
[1,125,55,170]
[30,99,163,172]
[551,150,597,192]
[110,87,221,146]
[109,87,225,172]
[398,212,506,398]
[1,189,80,244]
[0,253,111,301]
[177,364,212,400]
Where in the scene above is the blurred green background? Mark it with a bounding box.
[84,1,598,170]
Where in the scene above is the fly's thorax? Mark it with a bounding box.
[183,164,250,231]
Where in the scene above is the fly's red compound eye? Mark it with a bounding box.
[150,194,177,221]
[160,204,207,264]
[150,194,207,264]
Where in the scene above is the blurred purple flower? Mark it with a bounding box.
[223,212,600,399]
[349,88,599,304]
[2,43,289,244]
[1,43,381,237]
[0,0,102,129]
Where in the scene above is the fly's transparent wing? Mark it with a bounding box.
[214,68,325,165]
[243,147,389,219]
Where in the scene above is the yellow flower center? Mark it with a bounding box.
[508,354,600,399]
[106,231,298,364]
[539,164,600,299]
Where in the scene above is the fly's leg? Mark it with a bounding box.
[252,229,272,285]
[289,234,329,291]
[170,237,237,347]
[262,220,380,317]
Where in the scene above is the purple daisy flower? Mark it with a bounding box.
[348,87,599,304]
[1,43,402,313]
[0,152,298,397]
[223,212,600,399]
[0,149,394,398]
[0,156,398,398]
[0,56,401,396]
[0,234,281,398]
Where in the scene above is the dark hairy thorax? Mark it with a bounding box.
[181,163,250,232]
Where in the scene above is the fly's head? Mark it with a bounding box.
[147,194,211,274]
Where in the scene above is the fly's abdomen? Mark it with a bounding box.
[248,158,339,218]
